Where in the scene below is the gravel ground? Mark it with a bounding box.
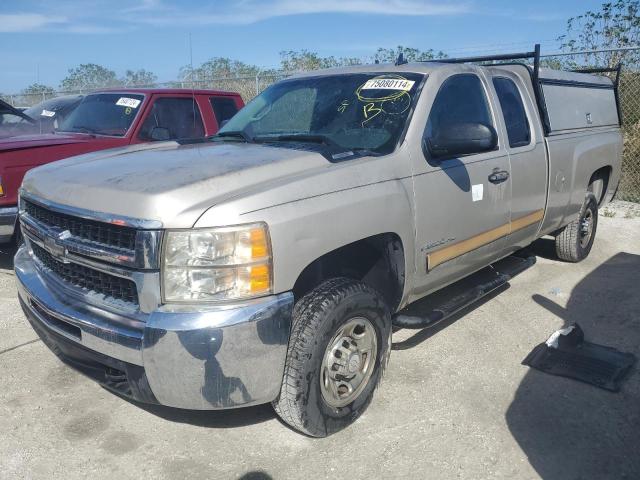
[1,202,639,480]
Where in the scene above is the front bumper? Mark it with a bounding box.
[15,245,293,410]
[0,205,18,243]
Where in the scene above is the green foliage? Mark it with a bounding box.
[60,63,120,91]
[558,0,640,68]
[180,57,261,81]
[279,50,362,71]
[121,69,157,87]
[21,83,56,97]
[373,46,447,64]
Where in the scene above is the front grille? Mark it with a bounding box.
[31,243,139,305]
[24,201,137,251]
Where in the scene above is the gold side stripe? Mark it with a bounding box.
[427,209,544,271]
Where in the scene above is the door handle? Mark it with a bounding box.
[488,170,509,184]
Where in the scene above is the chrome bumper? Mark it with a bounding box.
[0,206,18,243]
[15,245,293,410]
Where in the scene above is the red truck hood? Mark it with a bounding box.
[0,132,98,152]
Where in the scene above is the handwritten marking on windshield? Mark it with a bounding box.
[338,100,350,113]
[363,103,383,125]
[355,74,414,127]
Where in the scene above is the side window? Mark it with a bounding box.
[425,74,493,141]
[210,97,239,126]
[139,97,205,141]
[493,77,531,148]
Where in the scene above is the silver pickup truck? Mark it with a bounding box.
[14,46,622,437]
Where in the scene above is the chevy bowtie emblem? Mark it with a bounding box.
[43,233,68,262]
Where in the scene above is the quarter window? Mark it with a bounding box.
[493,77,531,148]
[139,97,204,141]
[425,74,493,141]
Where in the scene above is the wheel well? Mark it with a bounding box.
[588,166,611,205]
[292,233,405,312]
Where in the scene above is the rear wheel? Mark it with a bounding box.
[273,278,391,437]
[555,193,598,262]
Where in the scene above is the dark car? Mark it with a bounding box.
[22,95,84,134]
[0,95,84,138]
[0,99,36,138]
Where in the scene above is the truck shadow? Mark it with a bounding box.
[506,252,640,479]
[114,390,276,429]
[0,242,18,271]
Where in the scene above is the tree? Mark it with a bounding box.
[21,83,56,97]
[121,69,157,87]
[180,57,260,83]
[558,0,640,68]
[60,64,120,91]
[279,50,361,71]
[373,46,447,64]
[20,83,57,105]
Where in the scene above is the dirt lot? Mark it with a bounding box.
[1,202,639,480]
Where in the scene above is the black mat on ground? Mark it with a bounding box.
[522,323,636,392]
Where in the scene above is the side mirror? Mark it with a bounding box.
[150,126,171,141]
[425,123,497,160]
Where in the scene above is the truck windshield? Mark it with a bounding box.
[219,72,424,155]
[57,93,144,136]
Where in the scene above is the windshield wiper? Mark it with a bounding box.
[70,125,98,134]
[212,129,254,143]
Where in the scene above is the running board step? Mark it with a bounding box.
[393,253,536,330]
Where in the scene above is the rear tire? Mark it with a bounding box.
[555,193,598,262]
[273,278,391,437]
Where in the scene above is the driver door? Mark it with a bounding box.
[410,72,512,298]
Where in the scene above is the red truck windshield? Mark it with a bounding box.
[57,93,145,136]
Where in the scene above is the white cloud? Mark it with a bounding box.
[0,13,67,32]
[135,0,470,26]
[0,1,469,33]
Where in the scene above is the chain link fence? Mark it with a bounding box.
[3,49,640,202]
[2,71,295,107]
[617,72,640,202]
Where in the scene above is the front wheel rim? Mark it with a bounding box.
[580,208,594,248]
[320,317,378,408]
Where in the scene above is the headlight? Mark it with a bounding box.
[162,223,272,302]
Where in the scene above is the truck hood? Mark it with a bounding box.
[0,132,96,152]
[0,99,34,123]
[22,141,330,228]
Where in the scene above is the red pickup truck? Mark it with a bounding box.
[0,88,244,243]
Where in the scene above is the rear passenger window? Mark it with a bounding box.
[138,97,204,141]
[210,97,239,126]
[493,77,531,148]
[425,74,493,141]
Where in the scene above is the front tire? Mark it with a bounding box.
[555,193,598,262]
[273,278,391,437]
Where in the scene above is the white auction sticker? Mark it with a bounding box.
[116,97,141,108]
[472,184,484,202]
[361,78,415,91]
[40,109,56,117]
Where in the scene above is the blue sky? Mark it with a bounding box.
[0,0,606,93]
